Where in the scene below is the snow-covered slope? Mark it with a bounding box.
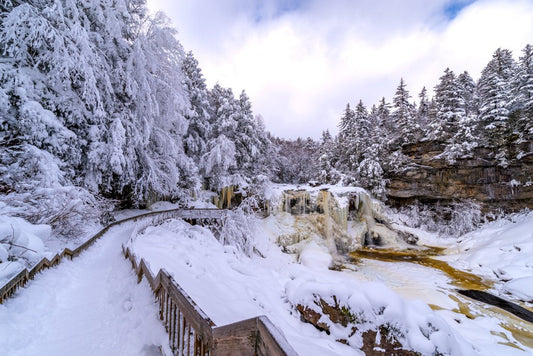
[130,218,478,355]
[442,211,533,303]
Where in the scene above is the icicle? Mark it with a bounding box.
[217,186,235,209]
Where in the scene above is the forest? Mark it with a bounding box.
[2,2,533,355]
[1,0,532,235]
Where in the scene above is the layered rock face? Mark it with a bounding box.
[386,141,533,211]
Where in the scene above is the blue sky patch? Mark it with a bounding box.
[445,0,476,19]
[253,0,307,23]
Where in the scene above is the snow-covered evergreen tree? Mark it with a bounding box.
[182,51,211,171]
[337,103,356,172]
[431,68,465,141]
[336,100,373,180]
[234,90,272,179]
[316,130,340,184]
[391,79,417,146]
[417,87,430,133]
[356,143,386,199]
[477,48,517,165]
[457,71,477,117]
[513,44,533,144]
[201,84,273,189]
[349,100,371,170]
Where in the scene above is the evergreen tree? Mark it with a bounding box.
[477,48,517,162]
[338,103,355,136]
[513,44,533,143]
[457,71,477,117]
[337,100,371,177]
[391,78,417,145]
[337,103,356,171]
[356,144,386,198]
[201,85,273,188]
[430,68,466,141]
[351,100,371,168]
[202,84,238,188]
[374,97,392,141]
[234,90,272,179]
[316,130,340,184]
[417,87,430,132]
[182,51,211,166]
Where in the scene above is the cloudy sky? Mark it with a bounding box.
[146,0,533,139]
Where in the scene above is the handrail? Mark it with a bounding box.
[123,244,298,356]
[1,206,297,355]
[0,207,226,303]
[123,245,215,355]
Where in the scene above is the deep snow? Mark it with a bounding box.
[441,211,533,303]
[129,204,533,355]
[1,193,532,355]
[130,218,476,355]
[0,221,168,356]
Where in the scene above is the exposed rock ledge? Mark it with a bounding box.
[386,141,533,211]
[296,298,419,355]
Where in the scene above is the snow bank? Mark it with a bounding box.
[503,277,533,302]
[286,277,470,355]
[130,217,476,355]
[0,215,49,285]
[445,211,533,301]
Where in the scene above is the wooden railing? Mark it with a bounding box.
[122,245,298,356]
[123,245,215,354]
[0,208,226,304]
[1,206,297,355]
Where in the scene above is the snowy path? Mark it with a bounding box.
[0,221,168,356]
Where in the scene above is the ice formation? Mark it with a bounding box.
[263,185,418,259]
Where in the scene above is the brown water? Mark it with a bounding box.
[349,246,533,350]
[350,246,492,290]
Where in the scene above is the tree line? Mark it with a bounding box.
[286,46,533,197]
[1,1,531,233]
[0,0,272,212]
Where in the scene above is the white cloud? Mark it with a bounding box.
[147,0,533,139]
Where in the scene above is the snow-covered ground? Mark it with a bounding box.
[127,193,533,356]
[0,221,168,356]
[0,215,98,287]
[441,211,533,304]
[1,189,531,355]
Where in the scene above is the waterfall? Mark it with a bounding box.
[266,185,418,255]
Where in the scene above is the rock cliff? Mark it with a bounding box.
[386,141,533,211]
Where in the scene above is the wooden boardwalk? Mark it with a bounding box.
[0,208,226,304]
[1,207,298,356]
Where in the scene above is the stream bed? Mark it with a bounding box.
[347,246,533,351]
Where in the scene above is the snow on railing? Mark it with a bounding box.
[1,206,297,355]
[122,244,298,356]
[0,208,226,304]
[123,245,214,355]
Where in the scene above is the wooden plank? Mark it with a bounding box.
[0,268,28,302]
[161,273,215,339]
[212,318,258,356]
[28,259,48,279]
[139,259,155,287]
[177,309,182,353]
[62,248,74,259]
[256,316,298,356]
[171,302,177,352]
